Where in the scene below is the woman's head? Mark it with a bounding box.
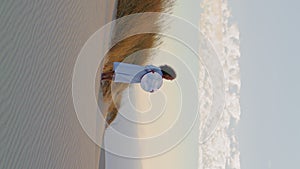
[159,65,176,80]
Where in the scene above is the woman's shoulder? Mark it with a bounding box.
[144,65,162,75]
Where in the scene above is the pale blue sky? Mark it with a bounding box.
[230,0,300,169]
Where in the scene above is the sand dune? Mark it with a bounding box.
[0,0,116,168]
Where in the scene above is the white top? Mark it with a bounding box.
[113,62,163,83]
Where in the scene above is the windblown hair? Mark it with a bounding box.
[159,65,176,79]
[101,0,174,127]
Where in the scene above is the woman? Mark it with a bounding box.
[101,62,176,92]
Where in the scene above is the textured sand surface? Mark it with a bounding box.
[0,0,116,168]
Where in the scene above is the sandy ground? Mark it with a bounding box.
[0,0,117,169]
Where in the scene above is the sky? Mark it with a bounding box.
[230,0,300,169]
